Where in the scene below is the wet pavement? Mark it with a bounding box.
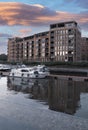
[0,77,88,130]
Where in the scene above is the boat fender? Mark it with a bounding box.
[12,73,14,76]
[0,72,2,76]
[34,71,39,78]
[22,73,24,77]
[27,74,29,77]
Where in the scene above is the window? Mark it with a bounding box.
[60,51,62,56]
[42,38,45,43]
[55,51,57,56]
[21,69,29,72]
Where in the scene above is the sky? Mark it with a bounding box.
[0,0,88,54]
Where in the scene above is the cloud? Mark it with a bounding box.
[74,0,88,9]
[19,28,32,37]
[0,42,7,54]
[19,28,32,34]
[74,11,88,30]
[0,2,57,26]
[0,2,78,26]
[63,0,88,9]
[0,33,12,38]
[0,2,88,33]
[63,0,73,2]
[0,39,7,54]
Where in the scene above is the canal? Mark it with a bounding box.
[0,76,88,129]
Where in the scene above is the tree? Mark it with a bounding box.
[0,54,7,61]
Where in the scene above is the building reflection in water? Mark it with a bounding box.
[7,76,88,115]
[48,77,81,115]
[49,77,88,115]
[7,77,49,102]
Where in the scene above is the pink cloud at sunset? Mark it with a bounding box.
[0,2,88,31]
[19,28,32,37]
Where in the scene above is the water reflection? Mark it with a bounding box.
[7,77,49,102]
[49,78,81,114]
[7,77,88,117]
[49,77,88,117]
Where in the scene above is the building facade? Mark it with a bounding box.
[8,21,81,63]
[81,37,88,61]
[8,37,23,62]
[50,21,81,62]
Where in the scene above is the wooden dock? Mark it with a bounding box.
[49,74,88,82]
[49,67,88,77]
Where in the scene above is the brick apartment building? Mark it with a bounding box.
[8,21,82,63]
[81,37,88,61]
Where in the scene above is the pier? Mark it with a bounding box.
[48,67,88,81]
[49,74,88,81]
[49,67,88,77]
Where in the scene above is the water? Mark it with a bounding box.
[0,76,88,121]
[49,77,88,118]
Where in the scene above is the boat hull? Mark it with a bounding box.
[9,72,48,79]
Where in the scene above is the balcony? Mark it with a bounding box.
[50,43,54,47]
[68,29,74,35]
[50,48,55,52]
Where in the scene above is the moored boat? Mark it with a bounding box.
[34,65,50,77]
[9,65,50,79]
[0,64,11,71]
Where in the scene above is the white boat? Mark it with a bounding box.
[0,64,11,71]
[9,65,49,79]
[34,65,50,78]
